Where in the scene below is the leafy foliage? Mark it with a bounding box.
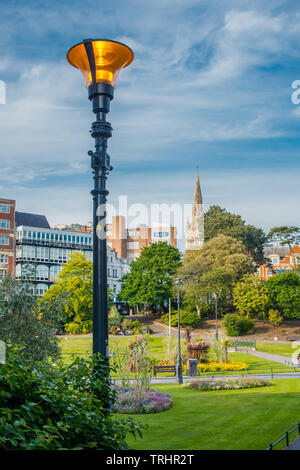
[267,225,300,250]
[108,305,122,328]
[223,313,254,336]
[268,309,283,328]
[0,276,60,362]
[180,235,254,316]
[186,341,210,362]
[233,275,270,318]
[204,205,266,265]
[39,252,93,333]
[0,343,141,449]
[267,272,300,319]
[161,309,201,327]
[119,242,181,308]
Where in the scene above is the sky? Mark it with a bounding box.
[0,0,299,251]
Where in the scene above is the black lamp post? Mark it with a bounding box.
[67,39,134,365]
[174,277,183,384]
[213,293,218,340]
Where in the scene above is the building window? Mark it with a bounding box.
[0,254,8,264]
[0,235,9,245]
[127,241,139,250]
[0,219,10,229]
[36,265,49,281]
[0,204,10,213]
[0,269,7,280]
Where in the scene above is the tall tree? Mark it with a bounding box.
[119,242,181,310]
[180,235,254,315]
[39,252,94,334]
[204,205,266,265]
[267,271,300,319]
[267,226,300,251]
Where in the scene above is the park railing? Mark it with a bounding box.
[234,340,256,350]
[267,423,300,450]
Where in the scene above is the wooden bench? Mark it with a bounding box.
[153,365,176,377]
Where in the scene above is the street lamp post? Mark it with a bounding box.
[213,293,218,340]
[174,277,183,384]
[67,39,134,365]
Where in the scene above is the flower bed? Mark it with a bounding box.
[184,377,271,391]
[198,361,249,372]
[112,388,173,414]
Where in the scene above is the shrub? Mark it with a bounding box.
[108,305,122,328]
[109,325,119,335]
[65,320,93,335]
[161,309,201,327]
[0,343,141,450]
[184,377,271,391]
[0,276,60,362]
[112,388,173,414]
[186,341,210,362]
[268,309,283,328]
[223,313,254,336]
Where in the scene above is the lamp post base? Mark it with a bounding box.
[176,363,183,384]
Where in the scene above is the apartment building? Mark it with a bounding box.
[107,216,177,260]
[0,198,16,280]
[15,212,129,295]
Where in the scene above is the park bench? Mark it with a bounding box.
[153,365,176,377]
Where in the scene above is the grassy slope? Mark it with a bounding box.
[123,379,300,450]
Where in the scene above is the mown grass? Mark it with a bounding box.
[256,342,300,358]
[59,336,295,375]
[122,379,300,450]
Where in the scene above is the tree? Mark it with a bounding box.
[268,309,283,330]
[0,276,60,361]
[204,205,266,265]
[267,271,300,319]
[180,235,254,316]
[267,226,300,251]
[119,242,181,310]
[108,305,122,328]
[39,252,93,334]
[233,275,270,318]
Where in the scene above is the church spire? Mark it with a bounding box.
[193,171,202,206]
[185,171,204,251]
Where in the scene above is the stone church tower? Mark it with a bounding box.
[185,172,204,250]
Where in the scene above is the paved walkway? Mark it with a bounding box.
[285,436,300,450]
[237,348,298,366]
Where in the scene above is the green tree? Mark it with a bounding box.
[39,252,93,333]
[267,271,300,319]
[119,242,181,310]
[204,205,266,265]
[268,309,283,329]
[108,305,122,328]
[233,275,270,318]
[267,226,300,251]
[0,276,60,361]
[181,235,254,316]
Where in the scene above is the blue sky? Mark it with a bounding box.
[0,0,299,249]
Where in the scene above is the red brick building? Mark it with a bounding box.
[258,245,300,279]
[107,216,177,260]
[0,198,16,279]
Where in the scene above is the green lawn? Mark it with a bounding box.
[256,342,300,358]
[122,379,300,450]
[60,336,294,374]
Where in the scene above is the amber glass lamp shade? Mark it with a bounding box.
[67,39,134,88]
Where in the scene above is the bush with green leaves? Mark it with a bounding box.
[223,313,254,336]
[0,343,141,450]
[0,276,60,362]
[108,305,122,328]
[162,309,201,327]
[64,320,93,335]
